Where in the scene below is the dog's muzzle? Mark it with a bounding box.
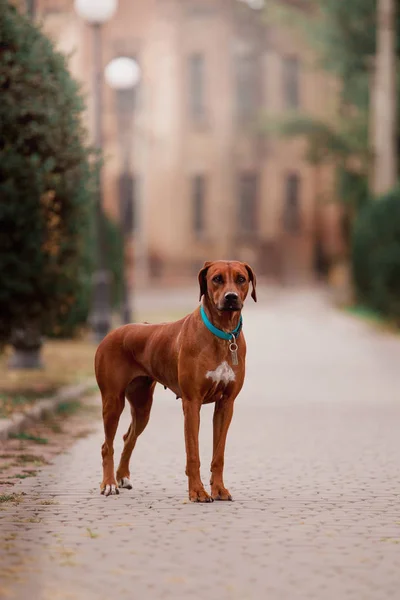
[220,292,242,311]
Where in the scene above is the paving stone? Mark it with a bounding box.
[1,289,400,599]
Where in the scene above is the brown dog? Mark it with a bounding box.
[94,260,256,502]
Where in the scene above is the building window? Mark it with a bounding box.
[238,173,258,233]
[192,175,206,235]
[188,53,205,120]
[235,53,258,121]
[283,173,301,233]
[283,56,300,109]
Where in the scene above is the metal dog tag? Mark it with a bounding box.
[229,338,239,366]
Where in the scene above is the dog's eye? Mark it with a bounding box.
[237,276,246,284]
[213,275,223,284]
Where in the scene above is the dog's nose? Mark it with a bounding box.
[225,292,239,302]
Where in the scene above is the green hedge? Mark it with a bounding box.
[352,186,400,323]
[0,1,94,344]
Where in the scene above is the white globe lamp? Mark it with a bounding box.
[247,0,264,8]
[105,57,141,91]
[238,0,265,9]
[74,0,118,24]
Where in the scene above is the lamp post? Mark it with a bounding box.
[26,0,35,18]
[74,0,117,342]
[105,57,141,324]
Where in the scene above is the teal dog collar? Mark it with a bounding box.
[200,305,242,341]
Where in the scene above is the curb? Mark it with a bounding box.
[0,379,97,441]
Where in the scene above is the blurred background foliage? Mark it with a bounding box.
[262,0,400,316]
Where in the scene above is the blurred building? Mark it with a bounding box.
[33,0,344,285]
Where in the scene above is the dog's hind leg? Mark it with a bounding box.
[116,377,155,490]
[100,391,125,496]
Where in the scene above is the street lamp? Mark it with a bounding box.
[237,0,265,8]
[105,57,141,91]
[105,57,141,324]
[26,0,36,18]
[74,0,117,342]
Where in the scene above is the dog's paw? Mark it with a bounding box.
[117,477,133,490]
[100,483,119,496]
[189,487,213,503]
[211,485,233,501]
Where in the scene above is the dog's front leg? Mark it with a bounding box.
[210,397,234,500]
[182,398,212,502]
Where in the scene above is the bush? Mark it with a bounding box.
[0,2,94,344]
[337,166,370,213]
[352,186,400,323]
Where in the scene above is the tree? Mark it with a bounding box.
[0,1,94,366]
[260,0,400,209]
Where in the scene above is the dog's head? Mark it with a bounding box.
[198,260,257,312]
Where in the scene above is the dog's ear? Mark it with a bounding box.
[244,263,257,302]
[198,261,212,301]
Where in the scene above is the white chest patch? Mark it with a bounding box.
[206,361,236,385]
